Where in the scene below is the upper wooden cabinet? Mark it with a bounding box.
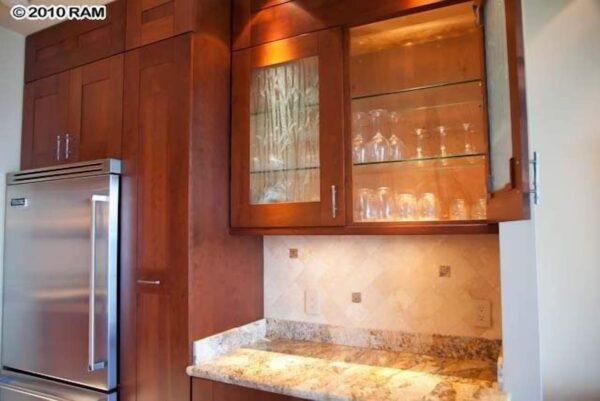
[24,0,125,82]
[125,0,196,49]
[231,0,531,233]
[21,54,123,170]
[231,28,345,228]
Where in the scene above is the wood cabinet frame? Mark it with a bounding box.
[231,28,346,228]
[231,0,530,234]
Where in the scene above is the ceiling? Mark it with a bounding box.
[0,0,113,36]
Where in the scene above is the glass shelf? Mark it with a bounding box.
[354,152,486,168]
[250,166,320,174]
[351,79,483,101]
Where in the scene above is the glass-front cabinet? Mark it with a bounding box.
[230,0,530,232]
[231,29,345,228]
[349,3,488,225]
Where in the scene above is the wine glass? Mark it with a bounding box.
[462,123,476,154]
[449,198,469,220]
[415,128,427,159]
[376,187,395,221]
[438,126,449,157]
[418,193,441,221]
[389,134,407,161]
[369,109,390,138]
[394,192,417,221]
[471,197,487,220]
[367,133,390,162]
[352,133,366,163]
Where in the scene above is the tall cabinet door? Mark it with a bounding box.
[121,34,192,401]
[21,72,69,169]
[231,28,345,228]
[484,0,531,221]
[67,54,124,163]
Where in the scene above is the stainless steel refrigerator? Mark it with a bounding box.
[0,160,120,401]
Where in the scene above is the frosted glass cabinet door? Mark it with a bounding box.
[484,0,531,221]
[231,28,345,228]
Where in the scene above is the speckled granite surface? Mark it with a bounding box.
[187,319,507,401]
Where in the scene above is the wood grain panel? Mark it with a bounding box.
[121,34,192,401]
[67,54,123,162]
[126,0,195,49]
[21,72,69,169]
[25,0,125,82]
[233,0,464,49]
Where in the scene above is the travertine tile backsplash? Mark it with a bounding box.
[264,235,501,339]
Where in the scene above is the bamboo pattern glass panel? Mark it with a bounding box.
[250,56,320,204]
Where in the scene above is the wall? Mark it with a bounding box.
[265,235,502,339]
[0,26,24,342]
[520,1,600,400]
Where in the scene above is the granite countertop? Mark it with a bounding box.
[186,319,508,401]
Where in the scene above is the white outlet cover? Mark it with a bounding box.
[474,299,492,328]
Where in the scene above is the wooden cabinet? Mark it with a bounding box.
[21,72,70,169]
[231,28,345,228]
[121,6,264,398]
[24,0,125,82]
[21,54,123,170]
[125,0,196,49]
[193,379,307,401]
[230,0,531,234]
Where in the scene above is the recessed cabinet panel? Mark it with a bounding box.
[249,56,321,205]
[349,3,489,224]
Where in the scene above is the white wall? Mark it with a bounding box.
[523,1,600,400]
[501,1,600,401]
[0,26,24,340]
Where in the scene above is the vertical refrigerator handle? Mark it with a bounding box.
[89,194,110,372]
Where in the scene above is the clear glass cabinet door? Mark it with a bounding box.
[231,29,345,228]
[349,3,490,224]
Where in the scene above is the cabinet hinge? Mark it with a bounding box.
[526,151,540,205]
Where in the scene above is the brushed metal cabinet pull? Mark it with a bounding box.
[56,135,61,161]
[64,133,71,160]
[331,185,337,219]
[137,279,161,286]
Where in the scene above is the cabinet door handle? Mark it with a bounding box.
[137,279,161,286]
[64,133,71,160]
[56,135,62,161]
[331,185,337,219]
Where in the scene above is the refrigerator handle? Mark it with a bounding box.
[89,194,110,372]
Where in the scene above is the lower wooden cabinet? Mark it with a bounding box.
[193,379,307,401]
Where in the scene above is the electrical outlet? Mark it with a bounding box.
[351,292,362,303]
[474,299,492,328]
[289,248,298,259]
[304,289,320,316]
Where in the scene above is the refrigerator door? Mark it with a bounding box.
[2,174,119,391]
[0,371,117,401]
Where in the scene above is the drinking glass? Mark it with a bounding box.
[462,123,476,154]
[356,188,378,221]
[418,192,441,221]
[352,133,367,163]
[449,198,469,220]
[438,126,449,157]
[415,128,427,159]
[376,187,395,221]
[471,197,487,220]
[394,192,417,221]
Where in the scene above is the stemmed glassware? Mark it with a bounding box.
[437,126,449,157]
[376,187,395,221]
[367,110,390,162]
[415,128,427,159]
[388,112,407,161]
[352,112,369,163]
[462,123,476,154]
